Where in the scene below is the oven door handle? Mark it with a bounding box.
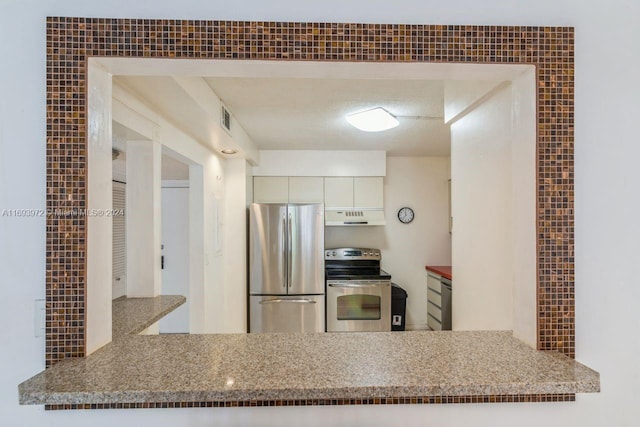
[328,282,389,288]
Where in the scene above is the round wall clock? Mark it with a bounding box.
[397,207,415,224]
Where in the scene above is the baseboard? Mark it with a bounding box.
[406,324,430,331]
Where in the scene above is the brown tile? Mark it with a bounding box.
[45,18,575,406]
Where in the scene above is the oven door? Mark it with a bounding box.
[326,280,391,332]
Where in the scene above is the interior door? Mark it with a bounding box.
[160,186,190,333]
[287,204,324,295]
[250,203,288,295]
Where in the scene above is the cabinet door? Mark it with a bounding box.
[354,177,383,209]
[254,177,289,203]
[324,177,353,208]
[289,177,324,203]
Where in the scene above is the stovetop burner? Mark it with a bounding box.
[324,248,391,281]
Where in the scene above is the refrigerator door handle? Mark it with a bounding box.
[259,298,317,305]
[288,211,293,290]
[282,215,287,289]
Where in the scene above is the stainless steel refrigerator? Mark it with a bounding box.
[249,203,325,333]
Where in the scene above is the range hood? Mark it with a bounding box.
[325,209,386,226]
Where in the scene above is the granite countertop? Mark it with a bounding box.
[19,330,599,405]
[426,265,452,280]
[112,295,186,339]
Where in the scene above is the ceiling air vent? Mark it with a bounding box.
[220,104,232,134]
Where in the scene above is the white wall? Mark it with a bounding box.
[444,80,508,123]
[86,63,114,354]
[450,84,514,331]
[448,73,536,344]
[510,68,537,347]
[1,1,639,427]
[223,158,249,333]
[325,157,451,329]
[252,150,386,176]
[124,140,162,298]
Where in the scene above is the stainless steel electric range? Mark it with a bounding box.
[325,248,391,332]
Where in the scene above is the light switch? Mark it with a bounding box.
[34,299,45,338]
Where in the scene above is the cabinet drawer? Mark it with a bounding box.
[427,300,442,322]
[427,313,442,331]
[427,288,442,307]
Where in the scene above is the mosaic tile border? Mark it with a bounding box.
[45,18,575,406]
[45,394,576,410]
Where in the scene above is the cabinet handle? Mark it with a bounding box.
[259,299,316,304]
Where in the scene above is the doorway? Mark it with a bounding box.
[160,178,190,333]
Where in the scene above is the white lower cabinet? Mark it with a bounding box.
[426,272,443,331]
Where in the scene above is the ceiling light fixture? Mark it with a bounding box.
[346,107,399,132]
[221,148,237,155]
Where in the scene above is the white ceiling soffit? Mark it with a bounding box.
[95,58,530,81]
[114,76,217,152]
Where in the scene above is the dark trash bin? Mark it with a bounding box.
[391,283,408,331]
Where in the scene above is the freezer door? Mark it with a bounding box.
[250,203,288,295]
[287,204,325,295]
[250,295,325,333]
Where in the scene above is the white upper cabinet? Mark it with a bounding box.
[324,177,354,208]
[253,177,289,203]
[255,176,384,210]
[354,177,383,209]
[288,177,324,203]
[254,177,323,204]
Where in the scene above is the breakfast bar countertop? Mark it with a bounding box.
[19,329,599,405]
[112,295,186,339]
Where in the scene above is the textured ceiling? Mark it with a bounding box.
[205,77,450,156]
[116,75,452,157]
